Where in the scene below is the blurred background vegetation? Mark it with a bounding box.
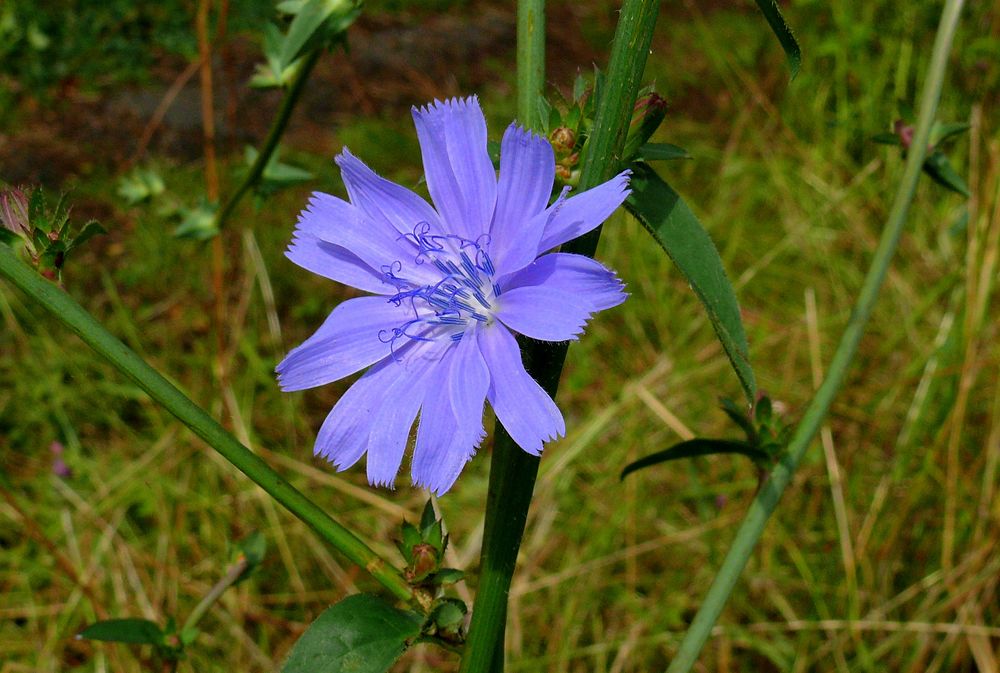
[1,0,999,671]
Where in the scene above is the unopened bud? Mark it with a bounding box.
[0,187,30,236]
[410,542,438,581]
[623,93,668,161]
[550,127,576,155]
[893,120,914,149]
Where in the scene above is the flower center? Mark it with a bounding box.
[378,222,501,354]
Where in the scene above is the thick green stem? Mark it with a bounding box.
[459,2,659,671]
[665,1,965,670]
[214,47,323,230]
[516,0,545,130]
[0,246,413,603]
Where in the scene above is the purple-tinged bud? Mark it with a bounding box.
[0,187,30,236]
[623,92,668,161]
[893,120,915,150]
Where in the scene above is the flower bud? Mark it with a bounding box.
[0,187,30,236]
[549,127,576,155]
[893,120,915,149]
[622,92,668,161]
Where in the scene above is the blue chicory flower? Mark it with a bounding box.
[277,96,630,495]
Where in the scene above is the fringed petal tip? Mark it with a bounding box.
[411,95,482,119]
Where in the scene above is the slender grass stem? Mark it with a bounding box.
[0,246,414,603]
[665,1,965,670]
[459,2,659,671]
[181,556,248,635]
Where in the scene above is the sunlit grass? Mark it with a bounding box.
[2,2,999,672]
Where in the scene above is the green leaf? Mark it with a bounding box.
[173,205,219,241]
[65,220,106,253]
[427,597,467,631]
[281,594,422,673]
[428,568,464,585]
[78,618,163,645]
[278,0,357,72]
[620,439,769,480]
[752,0,801,80]
[419,499,436,532]
[638,143,691,161]
[0,228,19,245]
[871,132,901,146]
[626,162,756,402]
[924,152,970,197]
[930,121,970,147]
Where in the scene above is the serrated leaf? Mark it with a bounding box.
[78,618,163,645]
[924,152,970,197]
[638,143,691,161]
[281,595,422,673]
[626,162,756,402]
[66,221,106,253]
[752,0,801,80]
[620,439,769,480]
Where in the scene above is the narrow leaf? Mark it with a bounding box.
[752,0,801,79]
[638,143,691,161]
[924,152,970,197]
[621,439,769,480]
[78,618,163,645]
[281,594,422,673]
[626,162,756,401]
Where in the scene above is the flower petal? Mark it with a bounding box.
[336,148,442,238]
[494,285,593,342]
[297,192,436,286]
[285,231,392,294]
[502,252,627,312]
[313,340,434,471]
[365,363,432,488]
[411,332,489,495]
[536,171,631,252]
[412,97,497,240]
[276,296,404,391]
[312,358,398,470]
[480,324,564,455]
[489,123,555,275]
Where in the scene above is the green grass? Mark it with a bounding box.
[2,1,1000,672]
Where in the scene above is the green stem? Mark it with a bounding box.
[665,1,965,670]
[214,47,323,229]
[516,0,545,130]
[459,2,659,671]
[182,556,248,634]
[0,246,413,603]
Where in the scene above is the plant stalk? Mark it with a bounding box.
[459,1,659,671]
[665,0,965,670]
[0,245,413,603]
[214,46,323,231]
